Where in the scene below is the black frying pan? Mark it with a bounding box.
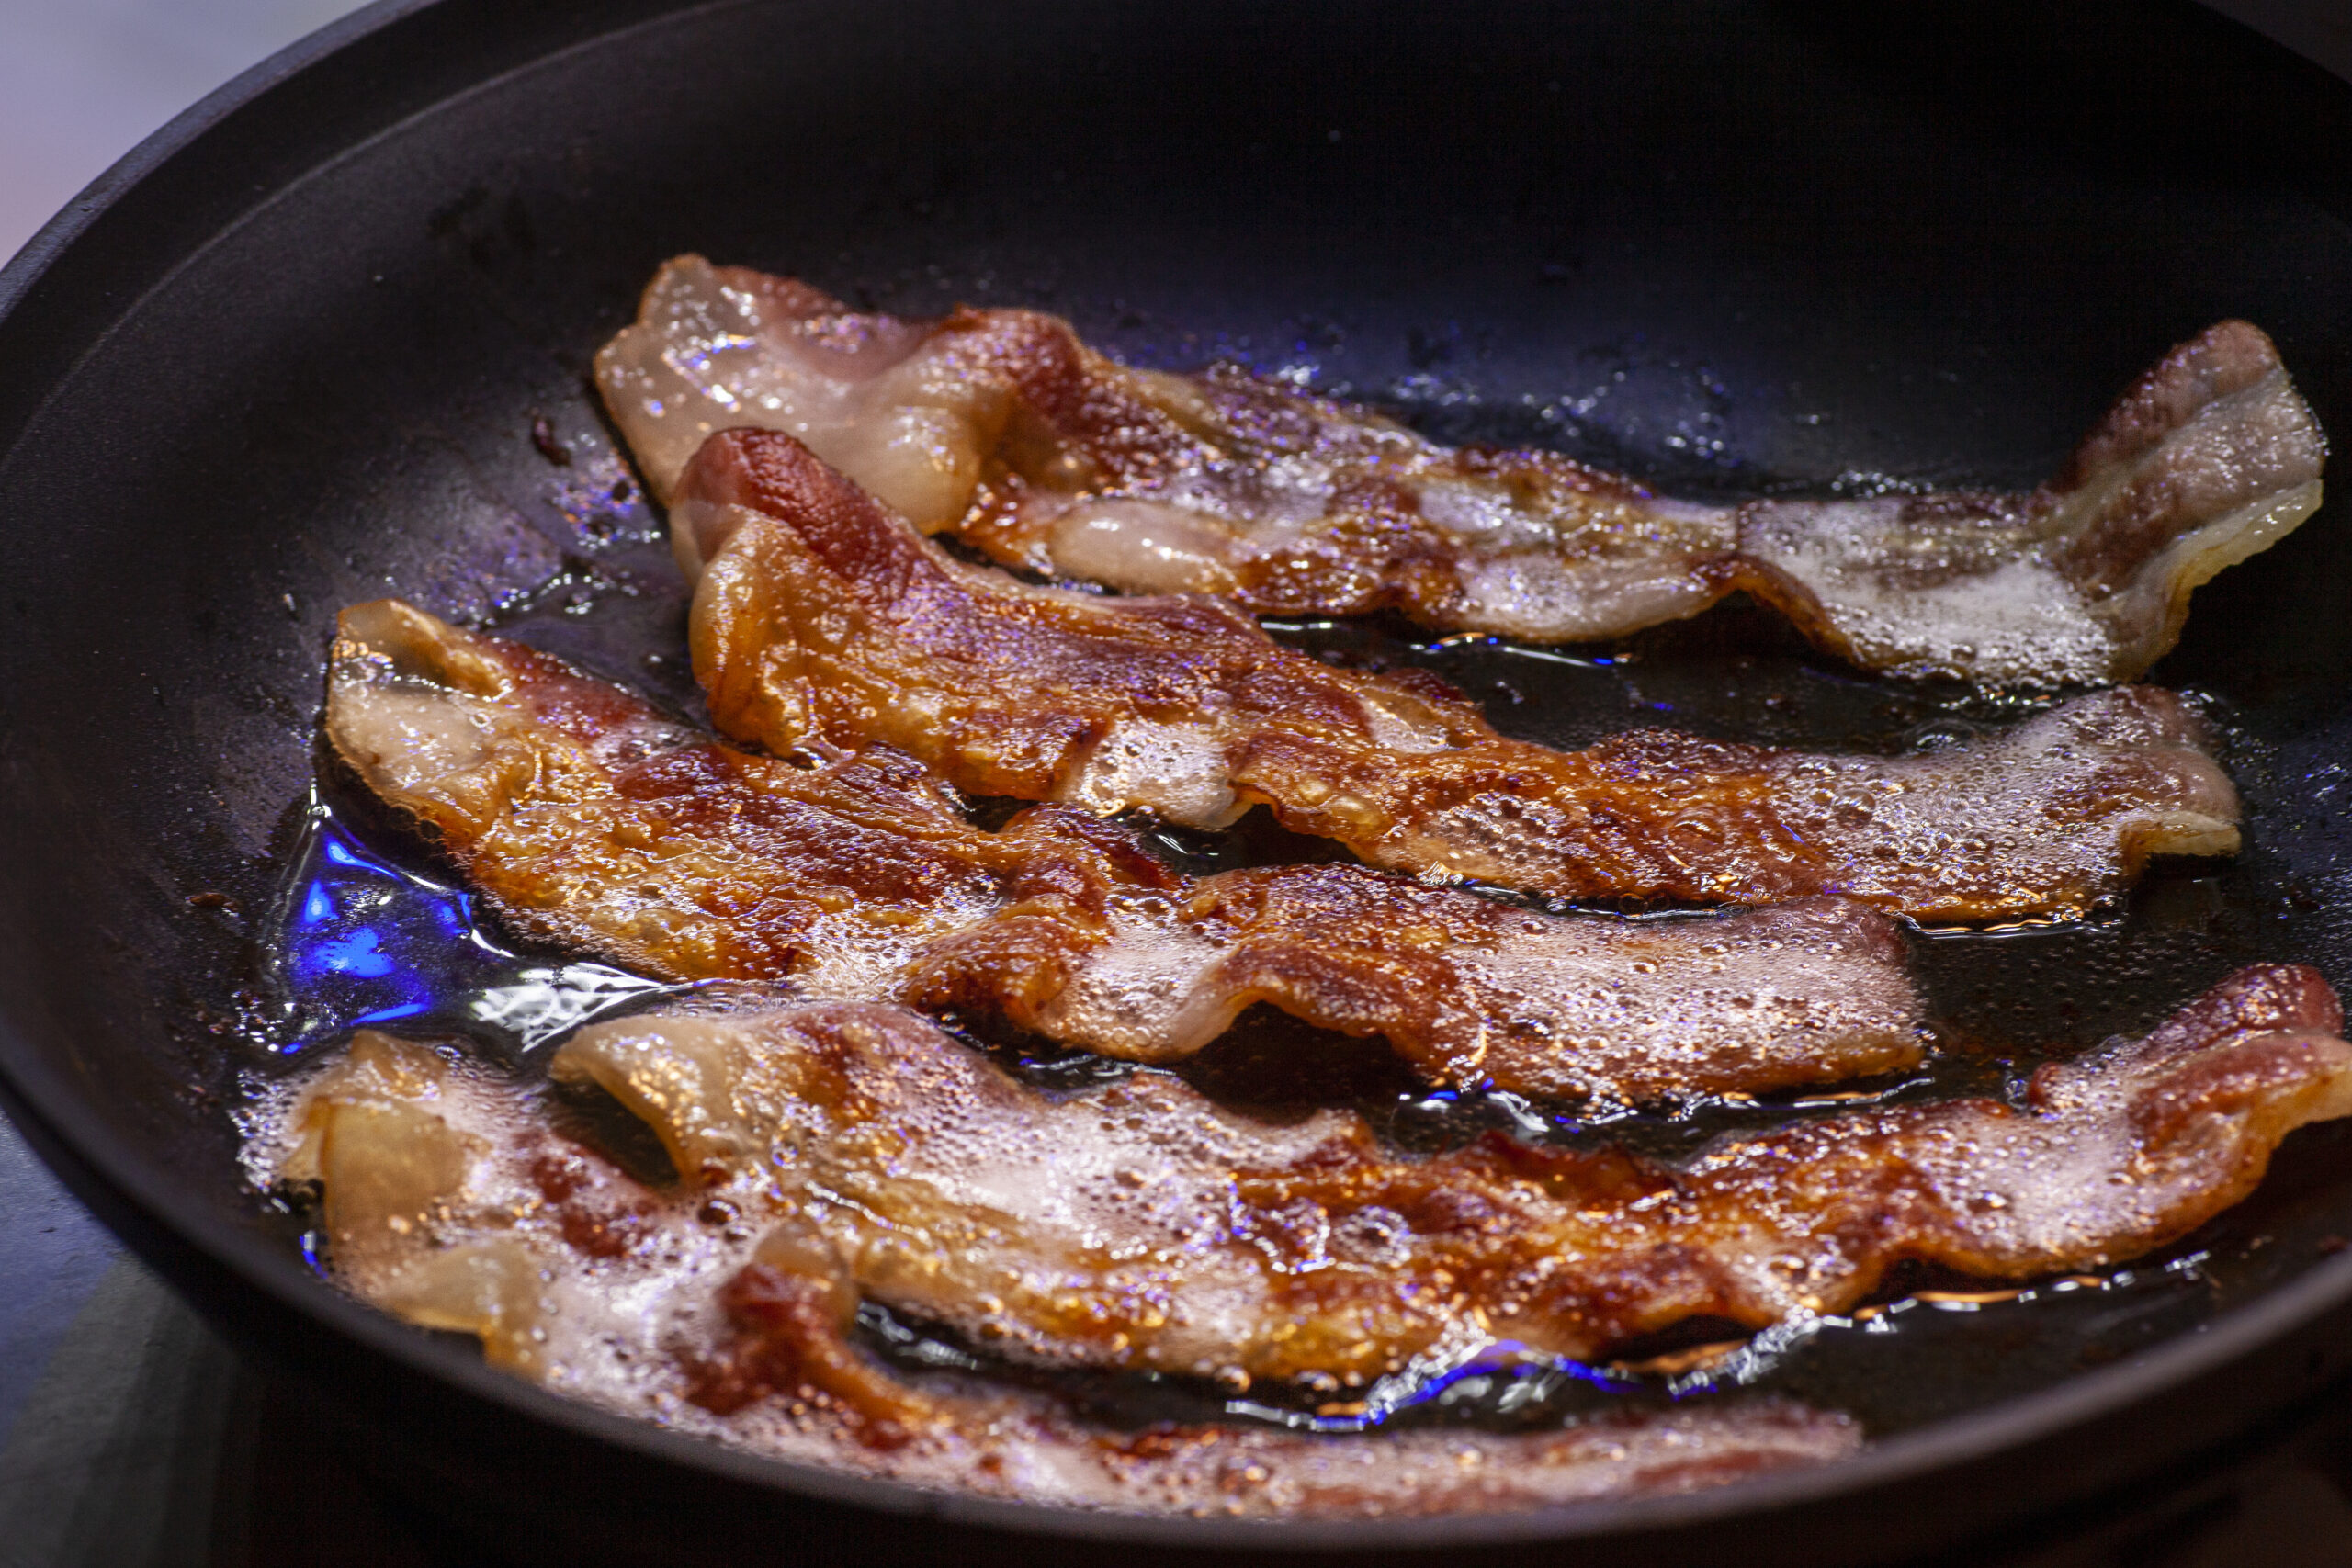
[6,1,2352,1562]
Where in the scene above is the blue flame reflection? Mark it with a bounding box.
[261,795,688,1055]
[1223,1341,1645,1434]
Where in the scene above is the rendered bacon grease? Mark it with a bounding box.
[676,430,2241,924]
[598,256,2324,685]
[323,601,1924,1104]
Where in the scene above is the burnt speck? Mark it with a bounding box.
[575,512,623,547]
[187,891,236,912]
[532,416,572,466]
[611,477,634,502]
[425,185,487,240]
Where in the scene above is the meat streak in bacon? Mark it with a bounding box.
[322,601,1922,1102]
[677,430,2241,923]
[599,255,2325,684]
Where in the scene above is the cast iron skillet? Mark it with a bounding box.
[6,1,2352,1562]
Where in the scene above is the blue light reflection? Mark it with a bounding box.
[1224,1341,1645,1434]
[260,794,687,1055]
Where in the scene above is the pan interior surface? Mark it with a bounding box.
[5,0,2352,1555]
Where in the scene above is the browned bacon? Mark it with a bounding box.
[541,971,2352,1386]
[275,968,2352,1413]
[677,430,2241,923]
[323,601,1923,1101]
[598,256,2324,684]
[266,1029,1860,1515]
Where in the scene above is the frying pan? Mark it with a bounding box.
[6,0,2352,1562]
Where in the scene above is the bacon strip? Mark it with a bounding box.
[546,966,2347,1391]
[323,601,1923,1101]
[271,1030,1861,1516]
[274,970,2347,1510]
[676,431,2241,922]
[598,255,2325,684]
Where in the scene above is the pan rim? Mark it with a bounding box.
[4,0,2352,1551]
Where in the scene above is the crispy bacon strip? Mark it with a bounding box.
[598,255,2325,684]
[677,431,2241,922]
[542,966,2352,1389]
[323,601,1923,1101]
[272,1030,1861,1516]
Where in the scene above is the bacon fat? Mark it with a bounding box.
[676,430,2242,923]
[546,969,2352,1385]
[322,600,1923,1102]
[270,1028,1861,1514]
[274,964,2352,1488]
[598,255,2324,685]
